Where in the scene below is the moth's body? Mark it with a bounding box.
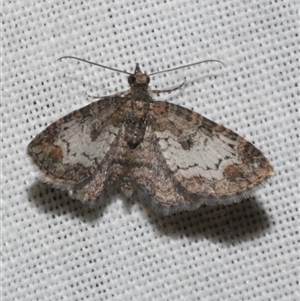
[124,89,150,149]
[27,63,273,215]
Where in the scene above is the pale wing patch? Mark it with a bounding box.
[54,118,119,167]
[156,129,242,180]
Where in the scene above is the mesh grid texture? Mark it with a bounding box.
[2,0,299,300]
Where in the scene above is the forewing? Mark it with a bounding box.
[27,97,128,203]
[131,101,273,214]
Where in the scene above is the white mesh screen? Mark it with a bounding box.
[2,0,299,300]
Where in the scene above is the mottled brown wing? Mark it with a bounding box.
[27,97,129,204]
[130,101,273,215]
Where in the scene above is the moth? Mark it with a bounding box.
[27,57,274,215]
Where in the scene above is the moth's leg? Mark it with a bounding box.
[149,79,186,96]
[82,89,131,100]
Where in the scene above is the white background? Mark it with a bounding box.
[2,0,299,300]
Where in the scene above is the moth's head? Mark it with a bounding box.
[128,63,150,86]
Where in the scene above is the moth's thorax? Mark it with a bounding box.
[129,85,152,103]
[124,95,150,149]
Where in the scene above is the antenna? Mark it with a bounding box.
[58,56,132,75]
[58,56,224,76]
[149,60,224,76]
